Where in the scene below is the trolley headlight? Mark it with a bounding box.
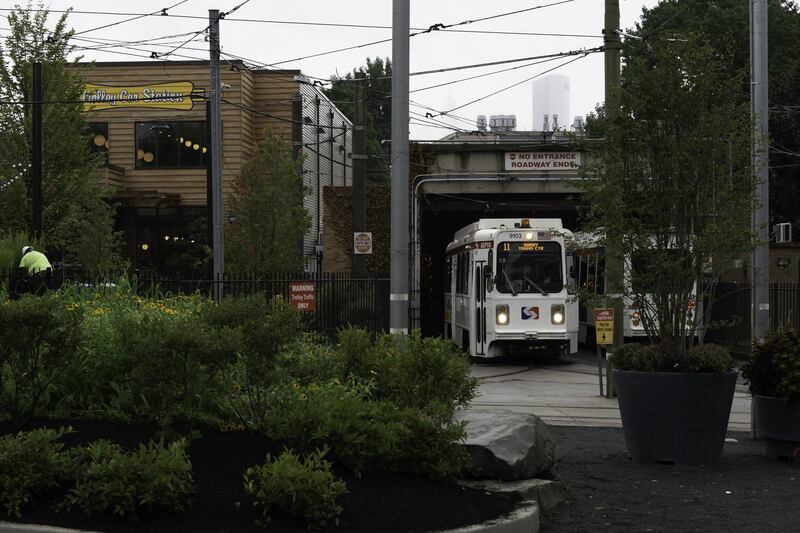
[551,304,565,325]
[496,304,509,325]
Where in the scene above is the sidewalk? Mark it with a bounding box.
[469,357,751,431]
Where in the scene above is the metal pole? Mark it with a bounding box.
[209,10,225,301]
[32,62,42,240]
[751,0,769,343]
[390,0,410,334]
[352,77,367,276]
[604,0,622,393]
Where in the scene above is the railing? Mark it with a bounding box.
[2,269,390,337]
[705,281,800,350]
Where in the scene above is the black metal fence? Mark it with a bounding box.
[705,281,800,350]
[2,269,390,337]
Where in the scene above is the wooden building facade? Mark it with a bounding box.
[76,60,352,273]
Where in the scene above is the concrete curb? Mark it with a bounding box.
[0,524,97,533]
[457,478,566,515]
[434,500,539,533]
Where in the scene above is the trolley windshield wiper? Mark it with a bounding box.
[523,275,548,295]
[502,269,517,296]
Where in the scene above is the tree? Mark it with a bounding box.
[630,0,800,238]
[324,57,391,183]
[226,131,310,272]
[0,3,121,271]
[578,33,753,361]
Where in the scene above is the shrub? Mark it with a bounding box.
[613,342,732,373]
[244,448,347,529]
[115,312,239,422]
[0,427,76,518]
[263,380,390,473]
[334,328,477,415]
[377,403,472,480]
[63,438,194,519]
[686,344,734,373]
[0,296,82,425]
[743,323,800,403]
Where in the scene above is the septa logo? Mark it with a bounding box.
[521,306,539,320]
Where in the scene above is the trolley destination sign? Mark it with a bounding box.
[504,152,581,171]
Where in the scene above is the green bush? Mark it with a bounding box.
[264,379,390,473]
[743,323,800,403]
[115,312,239,422]
[376,403,472,480]
[686,344,734,373]
[244,448,347,529]
[63,438,193,519]
[0,427,76,518]
[204,295,304,386]
[334,328,477,415]
[613,342,732,373]
[0,296,82,424]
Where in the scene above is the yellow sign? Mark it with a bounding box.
[594,308,614,345]
[82,82,204,111]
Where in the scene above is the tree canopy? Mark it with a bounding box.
[579,33,754,358]
[629,0,800,238]
[0,3,121,271]
[324,57,391,184]
[225,131,310,272]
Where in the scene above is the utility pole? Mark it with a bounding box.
[352,77,367,276]
[209,9,224,302]
[31,62,42,240]
[390,0,410,334]
[751,0,769,343]
[604,0,622,397]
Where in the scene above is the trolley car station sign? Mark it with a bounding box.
[504,152,581,171]
[82,81,204,111]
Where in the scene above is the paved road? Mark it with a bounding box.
[469,347,751,431]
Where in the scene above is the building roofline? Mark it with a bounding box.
[73,59,301,76]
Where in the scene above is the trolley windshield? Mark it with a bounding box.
[496,241,563,294]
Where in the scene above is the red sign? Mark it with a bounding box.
[290,281,316,311]
[594,308,614,322]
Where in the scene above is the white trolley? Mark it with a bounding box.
[444,218,578,359]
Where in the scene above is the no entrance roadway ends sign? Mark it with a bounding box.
[594,308,614,346]
[290,281,316,311]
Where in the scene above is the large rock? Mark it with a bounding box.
[457,411,557,480]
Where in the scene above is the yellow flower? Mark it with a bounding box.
[299,394,308,401]
[292,382,300,390]
[233,383,241,393]
[310,383,318,393]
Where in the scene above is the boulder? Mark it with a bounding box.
[457,411,557,480]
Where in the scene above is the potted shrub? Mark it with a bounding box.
[742,323,800,461]
[577,33,754,465]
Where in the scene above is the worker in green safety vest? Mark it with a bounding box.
[18,246,52,295]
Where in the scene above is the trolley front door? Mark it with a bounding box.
[475,262,486,355]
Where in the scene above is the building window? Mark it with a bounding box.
[135,121,208,169]
[87,122,109,164]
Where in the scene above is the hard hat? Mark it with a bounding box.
[22,246,33,255]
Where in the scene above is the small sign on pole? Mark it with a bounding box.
[289,281,316,311]
[594,308,614,346]
[353,232,373,255]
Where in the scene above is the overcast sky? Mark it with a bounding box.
[3,0,660,139]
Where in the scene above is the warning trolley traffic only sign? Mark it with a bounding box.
[290,281,316,311]
[594,308,614,346]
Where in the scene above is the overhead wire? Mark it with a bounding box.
[72,0,190,36]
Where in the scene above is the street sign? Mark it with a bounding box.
[594,308,614,346]
[353,232,373,254]
[289,281,316,311]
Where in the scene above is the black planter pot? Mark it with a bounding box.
[613,370,738,466]
[752,395,800,461]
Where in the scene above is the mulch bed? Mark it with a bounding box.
[0,418,517,532]
[542,426,800,533]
